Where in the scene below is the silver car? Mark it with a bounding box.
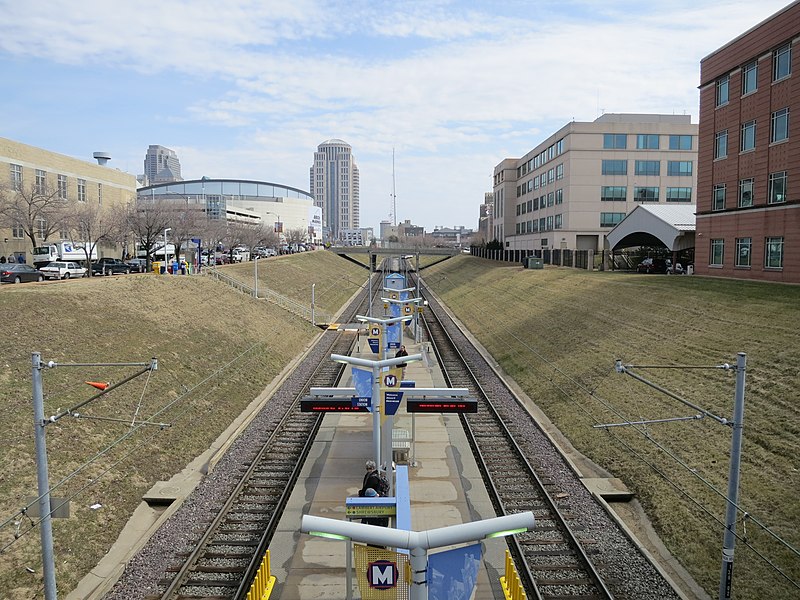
[40,261,87,280]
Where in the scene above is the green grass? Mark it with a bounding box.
[424,256,800,599]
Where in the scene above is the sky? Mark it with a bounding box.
[0,0,792,232]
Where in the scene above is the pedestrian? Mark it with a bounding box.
[7,255,15,263]
[0,256,5,263]
[360,460,383,496]
[395,344,409,379]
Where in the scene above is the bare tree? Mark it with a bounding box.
[285,227,308,247]
[196,218,228,265]
[125,200,170,271]
[64,201,118,272]
[164,203,204,265]
[0,182,69,252]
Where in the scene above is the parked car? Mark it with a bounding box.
[125,258,149,273]
[0,264,45,284]
[637,257,669,274]
[91,257,131,276]
[40,261,87,280]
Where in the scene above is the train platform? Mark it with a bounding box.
[269,334,508,599]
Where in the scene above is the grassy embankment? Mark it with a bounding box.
[423,256,800,600]
[0,250,367,599]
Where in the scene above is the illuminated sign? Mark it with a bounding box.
[300,398,369,412]
[406,398,478,413]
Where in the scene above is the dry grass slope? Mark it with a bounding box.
[0,250,366,599]
[423,256,800,599]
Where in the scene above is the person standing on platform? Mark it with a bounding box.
[360,460,382,496]
[394,344,409,379]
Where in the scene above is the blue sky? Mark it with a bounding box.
[0,0,790,231]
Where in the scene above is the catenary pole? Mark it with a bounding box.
[31,352,57,600]
[719,352,746,600]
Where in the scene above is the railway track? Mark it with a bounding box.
[418,282,684,600]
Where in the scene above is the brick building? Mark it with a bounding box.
[696,2,800,282]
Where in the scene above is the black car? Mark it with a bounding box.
[0,264,45,283]
[637,258,669,274]
[125,258,149,273]
[91,258,131,276]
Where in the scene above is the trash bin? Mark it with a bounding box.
[687,264,694,276]
[525,257,544,269]
[152,261,161,274]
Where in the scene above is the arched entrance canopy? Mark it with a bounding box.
[606,204,696,251]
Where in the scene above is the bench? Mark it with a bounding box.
[392,428,411,464]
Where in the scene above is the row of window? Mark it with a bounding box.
[515,138,565,179]
[603,133,694,151]
[601,159,694,176]
[716,44,792,107]
[516,214,563,234]
[602,186,692,202]
[713,108,789,158]
[712,171,786,210]
[8,163,93,202]
[516,189,564,215]
[516,163,564,196]
[709,237,784,269]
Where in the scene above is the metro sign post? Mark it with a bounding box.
[369,559,399,590]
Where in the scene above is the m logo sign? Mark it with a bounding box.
[368,560,398,590]
[383,373,398,388]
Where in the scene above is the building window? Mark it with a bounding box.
[601,186,626,201]
[547,168,554,183]
[554,214,563,229]
[539,218,546,231]
[555,189,563,204]
[774,44,792,81]
[600,212,625,227]
[10,164,22,191]
[532,197,539,211]
[603,133,627,149]
[634,186,659,201]
[35,169,46,194]
[667,161,693,176]
[765,237,784,268]
[713,184,726,211]
[57,174,68,200]
[769,171,787,204]
[635,160,660,176]
[546,215,554,230]
[533,177,539,190]
[12,224,24,239]
[735,237,752,267]
[666,187,692,202]
[556,139,563,154]
[547,192,555,207]
[669,135,692,150]
[716,75,729,106]
[710,239,724,266]
[556,163,563,180]
[540,173,547,187]
[741,120,756,152]
[636,134,660,149]
[602,159,627,175]
[77,178,86,202]
[771,108,789,143]
[742,61,758,95]
[526,199,532,212]
[516,204,521,216]
[738,178,754,207]
[714,130,728,159]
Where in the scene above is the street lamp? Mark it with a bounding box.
[164,228,171,267]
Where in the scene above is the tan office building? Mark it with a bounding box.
[493,114,698,254]
[0,137,137,263]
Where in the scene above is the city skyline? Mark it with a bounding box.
[0,0,791,232]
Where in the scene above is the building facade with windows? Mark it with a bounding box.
[309,139,360,242]
[0,137,137,262]
[696,2,800,282]
[142,144,183,185]
[492,114,698,254]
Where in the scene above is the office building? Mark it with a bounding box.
[493,114,698,254]
[143,145,183,185]
[310,139,360,242]
[695,2,800,282]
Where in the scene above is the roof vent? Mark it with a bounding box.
[93,152,111,166]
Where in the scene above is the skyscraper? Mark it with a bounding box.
[143,145,183,185]
[310,139,360,242]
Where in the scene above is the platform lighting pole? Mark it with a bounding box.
[164,228,171,267]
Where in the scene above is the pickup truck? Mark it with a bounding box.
[91,258,131,276]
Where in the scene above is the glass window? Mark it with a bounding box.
[532,197,538,211]
[548,168,555,183]
[600,212,625,227]
[666,187,692,202]
[601,186,627,201]
[669,135,692,150]
[713,184,726,211]
[769,171,787,204]
[546,215,553,230]
[735,237,752,267]
[10,164,22,190]
[765,237,784,268]
[741,120,756,152]
[547,192,554,207]
[667,161,693,176]
[526,199,532,212]
[739,178,754,207]
[539,217,545,231]
[555,189,563,204]
[774,44,792,81]
[57,174,68,200]
[742,61,758,94]
[603,133,627,149]
[516,203,521,216]
[556,163,563,180]
[715,131,728,159]
[636,134,660,149]
[634,186,659,201]
[12,224,23,239]
[554,214,563,229]
[602,159,627,175]
[77,178,86,202]
[771,108,789,143]
[35,169,46,194]
[556,139,564,154]
[710,239,724,266]
[716,75,729,106]
[635,160,660,176]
